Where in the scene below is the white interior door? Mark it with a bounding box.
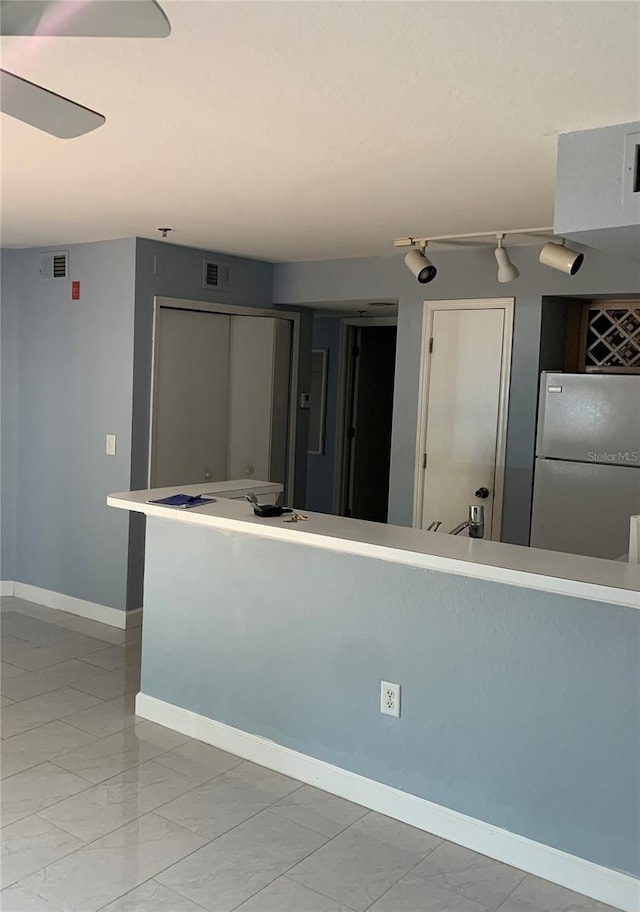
[151,308,230,487]
[419,306,508,538]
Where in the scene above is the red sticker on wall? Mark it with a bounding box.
[72,281,80,300]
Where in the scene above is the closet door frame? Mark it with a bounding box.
[148,296,301,501]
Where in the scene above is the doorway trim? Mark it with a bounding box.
[333,317,398,515]
[148,296,301,501]
[412,298,514,538]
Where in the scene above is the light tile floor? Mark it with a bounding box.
[0,597,618,912]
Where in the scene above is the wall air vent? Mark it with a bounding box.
[203,259,231,292]
[39,251,69,280]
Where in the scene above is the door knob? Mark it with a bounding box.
[475,487,490,499]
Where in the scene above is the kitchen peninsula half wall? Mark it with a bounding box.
[108,489,640,912]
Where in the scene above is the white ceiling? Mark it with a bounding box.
[2,1,639,261]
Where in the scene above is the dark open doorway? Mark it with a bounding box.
[342,325,397,522]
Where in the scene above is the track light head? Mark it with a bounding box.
[404,246,437,284]
[494,235,519,283]
[539,240,584,276]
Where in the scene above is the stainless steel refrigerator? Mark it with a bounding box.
[530,372,640,559]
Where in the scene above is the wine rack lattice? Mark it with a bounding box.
[585,305,640,372]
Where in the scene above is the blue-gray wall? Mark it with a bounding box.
[1,250,20,581]
[1,240,137,610]
[306,316,342,513]
[274,246,640,544]
[142,518,640,877]
[0,237,312,612]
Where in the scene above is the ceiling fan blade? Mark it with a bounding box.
[0,0,170,38]
[0,68,105,137]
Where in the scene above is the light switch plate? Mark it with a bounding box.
[106,434,117,456]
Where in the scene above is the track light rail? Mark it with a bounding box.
[394,226,584,284]
[393,227,554,247]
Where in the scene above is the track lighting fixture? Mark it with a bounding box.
[404,244,437,284]
[394,227,586,285]
[494,234,520,283]
[538,239,584,276]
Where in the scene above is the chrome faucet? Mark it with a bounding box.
[450,520,469,535]
[468,505,484,538]
[450,505,485,538]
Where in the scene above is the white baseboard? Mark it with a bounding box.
[123,607,143,628]
[12,583,143,630]
[136,692,638,912]
[0,581,16,597]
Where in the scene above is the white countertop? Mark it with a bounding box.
[121,480,284,503]
[108,485,640,610]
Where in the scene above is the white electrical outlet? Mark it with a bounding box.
[380,681,401,718]
[105,434,117,456]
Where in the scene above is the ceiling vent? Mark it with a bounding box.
[203,259,231,292]
[39,251,69,280]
